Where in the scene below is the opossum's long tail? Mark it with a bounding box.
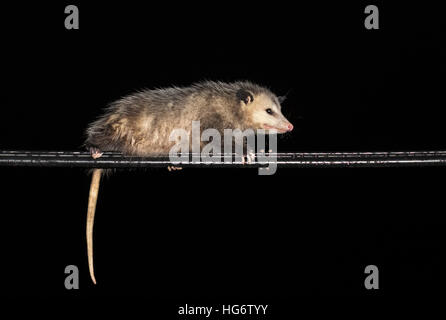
[87,168,103,285]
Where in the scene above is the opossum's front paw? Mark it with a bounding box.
[167,166,183,171]
[241,151,255,165]
[89,147,103,159]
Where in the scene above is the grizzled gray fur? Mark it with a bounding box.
[85,81,292,156]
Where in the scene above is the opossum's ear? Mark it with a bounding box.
[236,89,254,105]
[278,90,291,104]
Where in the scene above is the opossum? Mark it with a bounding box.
[84,81,293,284]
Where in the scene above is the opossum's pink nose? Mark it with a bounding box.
[287,123,294,131]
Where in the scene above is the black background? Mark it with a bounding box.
[0,0,445,312]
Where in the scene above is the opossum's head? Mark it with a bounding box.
[237,89,293,133]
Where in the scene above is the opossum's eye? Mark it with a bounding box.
[266,108,273,115]
[236,89,254,105]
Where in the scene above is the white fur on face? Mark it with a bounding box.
[249,93,290,132]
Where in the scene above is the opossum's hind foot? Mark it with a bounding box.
[167,166,183,171]
[90,147,103,159]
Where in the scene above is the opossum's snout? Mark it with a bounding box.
[240,91,293,134]
[263,118,293,133]
[258,109,293,133]
[251,100,293,133]
[282,122,294,132]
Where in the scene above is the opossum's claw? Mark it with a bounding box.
[243,151,255,164]
[90,147,103,159]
